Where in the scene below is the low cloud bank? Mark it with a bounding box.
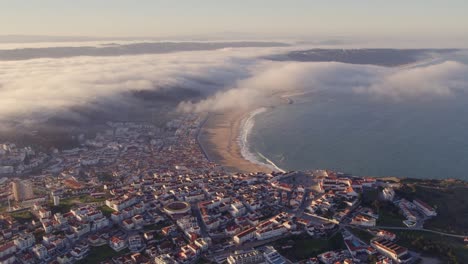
[179,59,468,112]
[0,48,274,123]
[0,46,467,125]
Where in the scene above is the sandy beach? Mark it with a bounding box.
[198,109,272,173]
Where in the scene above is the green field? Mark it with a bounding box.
[143,220,171,231]
[393,230,468,264]
[77,195,107,203]
[362,187,406,227]
[274,233,346,261]
[98,205,115,217]
[50,198,78,214]
[50,195,108,215]
[396,185,468,235]
[77,245,129,264]
[377,209,406,227]
[347,227,375,243]
[10,210,34,223]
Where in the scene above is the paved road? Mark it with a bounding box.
[191,203,209,237]
[373,226,466,239]
[195,114,212,162]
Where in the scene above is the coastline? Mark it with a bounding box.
[198,92,297,174]
[238,108,286,173]
[198,108,273,173]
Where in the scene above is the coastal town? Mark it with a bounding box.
[0,113,464,264]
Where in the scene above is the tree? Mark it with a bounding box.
[372,200,381,212]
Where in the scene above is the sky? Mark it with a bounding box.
[1,0,467,41]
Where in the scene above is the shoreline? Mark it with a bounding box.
[198,108,273,174]
[238,107,286,173]
[198,93,295,174]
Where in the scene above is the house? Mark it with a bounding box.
[57,253,73,264]
[128,234,144,252]
[376,230,396,241]
[132,214,145,226]
[154,254,178,264]
[109,236,127,252]
[70,246,89,260]
[351,214,376,227]
[194,237,211,251]
[123,218,135,230]
[92,216,109,230]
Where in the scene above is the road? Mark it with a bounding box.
[191,202,209,237]
[195,114,212,162]
[373,226,466,239]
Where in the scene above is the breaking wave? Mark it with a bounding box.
[238,107,285,172]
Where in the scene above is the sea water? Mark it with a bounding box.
[246,90,468,180]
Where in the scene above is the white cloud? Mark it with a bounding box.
[355,61,468,99]
[0,46,467,125]
[0,47,286,122]
[179,60,468,112]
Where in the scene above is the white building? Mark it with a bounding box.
[263,246,287,264]
[413,199,437,217]
[233,227,256,245]
[109,236,127,252]
[351,214,376,227]
[32,244,48,260]
[372,238,411,263]
[255,226,288,240]
[14,233,35,250]
[227,250,264,264]
[128,234,144,252]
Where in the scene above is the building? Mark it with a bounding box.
[32,244,48,260]
[351,214,376,227]
[263,246,287,264]
[413,199,437,217]
[128,234,144,252]
[382,188,395,201]
[376,230,396,241]
[255,225,288,240]
[227,250,265,264]
[233,227,256,245]
[163,201,191,217]
[109,236,127,252]
[12,180,34,201]
[14,233,35,250]
[0,242,17,261]
[154,254,178,264]
[53,195,60,206]
[371,238,412,263]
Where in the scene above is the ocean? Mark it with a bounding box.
[244,90,468,180]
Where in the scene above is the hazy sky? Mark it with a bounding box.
[1,0,467,39]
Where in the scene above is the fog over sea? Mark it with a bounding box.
[246,54,468,181]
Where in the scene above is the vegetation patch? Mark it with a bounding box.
[98,205,115,217]
[377,208,406,227]
[77,245,129,264]
[274,233,345,261]
[10,210,34,223]
[396,185,468,235]
[347,227,375,243]
[393,230,467,264]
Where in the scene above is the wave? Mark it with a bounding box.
[238,107,286,172]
